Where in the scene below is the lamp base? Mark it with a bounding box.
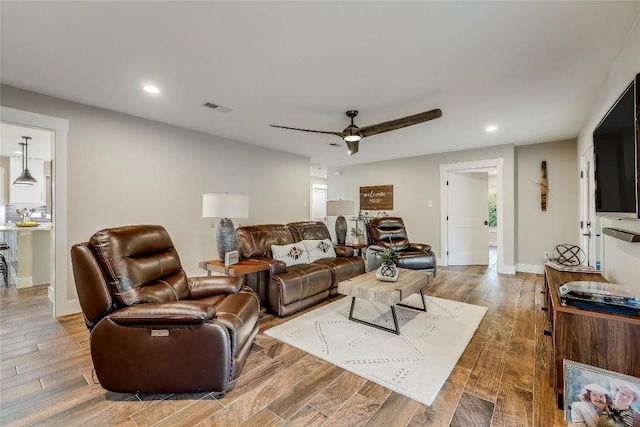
[336,215,347,245]
[216,218,236,261]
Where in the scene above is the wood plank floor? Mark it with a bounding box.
[0,263,567,426]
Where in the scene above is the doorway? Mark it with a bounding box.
[447,171,490,266]
[1,106,70,317]
[440,158,506,274]
[311,184,327,224]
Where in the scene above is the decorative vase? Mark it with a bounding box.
[216,218,236,261]
[375,263,399,282]
[380,263,396,277]
[336,215,347,245]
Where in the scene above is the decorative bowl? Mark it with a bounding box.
[15,221,39,227]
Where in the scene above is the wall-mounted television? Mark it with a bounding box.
[593,73,639,219]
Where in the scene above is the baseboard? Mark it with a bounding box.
[16,276,33,288]
[500,264,516,275]
[48,285,55,304]
[516,263,544,274]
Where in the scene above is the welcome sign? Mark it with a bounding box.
[360,185,393,210]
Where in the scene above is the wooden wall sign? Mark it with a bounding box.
[360,185,393,210]
[541,161,547,211]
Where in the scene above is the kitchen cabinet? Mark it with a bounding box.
[9,156,45,205]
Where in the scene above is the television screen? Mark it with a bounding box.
[593,77,638,218]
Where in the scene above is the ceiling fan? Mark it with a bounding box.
[269,108,442,155]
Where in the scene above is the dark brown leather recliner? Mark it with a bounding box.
[70,224,260,395]
[366,217,437,276]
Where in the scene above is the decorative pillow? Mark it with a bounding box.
[303,239,337,263]
[271,242,310,267]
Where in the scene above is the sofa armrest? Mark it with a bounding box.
[188,275,242,299]
[251,257,287,275]
[366,245,386,271]
[407,243,432,252]
[108,301,216,325]
[334,245,355,258]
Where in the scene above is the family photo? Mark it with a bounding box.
[565,360,640,427]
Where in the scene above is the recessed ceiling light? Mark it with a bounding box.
[486,125,498,132]
[143,85,160,94]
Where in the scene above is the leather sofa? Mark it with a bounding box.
[366,216,437,276]
[236,221,365,317]
[70,224,260,395]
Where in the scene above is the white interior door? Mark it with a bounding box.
[448,171,489,265]
[311,184,327,224]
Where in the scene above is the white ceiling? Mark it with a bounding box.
[1,1,638,168]
[0,123,53,161]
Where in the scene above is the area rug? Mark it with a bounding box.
[264,294,487,406]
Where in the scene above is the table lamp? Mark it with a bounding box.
[327,200,354,245]
[203,193,249,261]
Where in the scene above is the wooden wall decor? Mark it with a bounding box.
[541,160,548,211]
[360,185,393,210]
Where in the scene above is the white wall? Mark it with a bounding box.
[515,139,579,272]
[328,144,516,269]
[1,85,312,304]
[576,17,640,291]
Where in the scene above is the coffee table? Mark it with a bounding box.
[337,268,432,335]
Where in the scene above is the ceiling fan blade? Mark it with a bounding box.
[269,124,343,137]
[358,108,442,138]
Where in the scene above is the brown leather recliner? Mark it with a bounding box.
[70,224,260,395]
[366,216,437,276]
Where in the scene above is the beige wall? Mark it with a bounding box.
[328,144,517,270]
[515,139,579,270]
[1,85,312,303]
[576,16,640,291]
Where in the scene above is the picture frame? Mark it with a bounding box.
[563,359,640,426]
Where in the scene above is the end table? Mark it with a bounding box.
[199,259,270,307]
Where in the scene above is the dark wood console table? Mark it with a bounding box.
[543,266,640,408]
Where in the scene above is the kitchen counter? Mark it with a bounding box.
[0,223,54,231]
[0,223,52,288]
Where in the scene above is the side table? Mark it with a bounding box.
[199,259,270,307]
[339,242,368,257]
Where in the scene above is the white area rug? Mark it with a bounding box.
[265,294,487,406]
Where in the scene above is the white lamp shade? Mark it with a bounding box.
[202,193,249,219]
[327,200,354,216]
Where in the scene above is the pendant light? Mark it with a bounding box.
[13,136,38,186]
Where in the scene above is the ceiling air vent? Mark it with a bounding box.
[203,102,232,113]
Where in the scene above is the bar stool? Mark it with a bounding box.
[0,242,9,287]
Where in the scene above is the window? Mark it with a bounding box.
[488,187,497,227]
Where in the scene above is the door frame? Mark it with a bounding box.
[440,158,506,273]
[580,145,598,268]
[1,106,73,317]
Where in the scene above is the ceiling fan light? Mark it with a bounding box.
[346,140,359,155]
[343,134,361,142]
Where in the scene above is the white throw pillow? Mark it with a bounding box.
[303,239,337,262]
[271,242,310,267]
